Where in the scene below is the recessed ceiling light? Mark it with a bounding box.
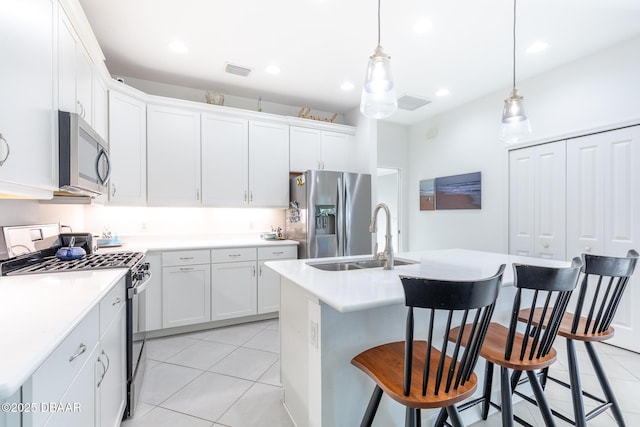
[435,88,449,97]
[527,41,548,54]
[413,19,433,35]
[265,64,281,75]
[168,40,188,54]
[340,82,354,90]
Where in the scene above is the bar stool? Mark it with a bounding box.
[518,249,639,426]
[436,258,582,427]
[351,265,505,427]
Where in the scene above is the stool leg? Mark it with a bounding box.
[434,408,448,426]
[500,366,514,427]
[445,405,464,427]
[481,361,494,420]
[566,339,587,427]
[585,342,626,426]
[526,370,556,427]
[361,385,383,427]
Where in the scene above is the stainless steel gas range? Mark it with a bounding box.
[0,224,150,420]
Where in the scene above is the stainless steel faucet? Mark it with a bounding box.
[369,203,394,270]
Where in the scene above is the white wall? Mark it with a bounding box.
[377,122,410,251]
[407,35,640,252]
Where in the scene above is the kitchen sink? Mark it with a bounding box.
[308,258,417,271]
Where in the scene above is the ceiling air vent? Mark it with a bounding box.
[397,95,431,111]
[225,63,252,77]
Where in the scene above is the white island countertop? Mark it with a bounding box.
[265,248,570,313]
[0,269,126,399]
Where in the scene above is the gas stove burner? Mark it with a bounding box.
[2,251,145,276]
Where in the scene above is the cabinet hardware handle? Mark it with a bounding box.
[273,251,284,255]
[0,133,9,166]
[259,265,262,276]
[543,243,549,249]
[179,267,194,271]
[584,246,592,252]
[69,343,87,362]
[196,189,200,201]
[112,297,121,306]
[102,349,110,374]
[228,254,242,257]
[253,266,256,277]
[244,191,248,202]
[179,257,194,260]
[97,357,106,387]
[112,184,116,197]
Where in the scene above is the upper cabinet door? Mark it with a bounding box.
[320,130,349,172]
[290,126,321,172]
[108,90,146,205]
[509,141,566,260]
[248,121,289,207]
[201,114,248,206]
[58,10,77,114]
[0,0,56,194]
[147,105,201,206]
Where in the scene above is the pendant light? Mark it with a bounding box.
[360,0,397,119]
[500,0,532,143]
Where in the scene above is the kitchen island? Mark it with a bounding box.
[265,249,569,427]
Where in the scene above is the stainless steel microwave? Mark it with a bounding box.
[58,110,111,196]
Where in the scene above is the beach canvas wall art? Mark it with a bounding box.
[434,172,481,210]
[419,179,435,210]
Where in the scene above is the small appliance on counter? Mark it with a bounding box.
[0,223,149,419]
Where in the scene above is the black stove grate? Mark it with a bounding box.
[3,252,144,276]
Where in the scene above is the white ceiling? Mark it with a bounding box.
[78,0,640,125]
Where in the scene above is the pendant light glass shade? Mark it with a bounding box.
[500,0,532,143]
[500,88,532,142]
[360,0,397,119]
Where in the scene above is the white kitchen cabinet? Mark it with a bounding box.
[108,90,147,205]
[42,345,98,427]
[248,121,289,206]
[509,141,566,260]
[97,282,126,427]
[289,126,349,172]
[23,305,99,427]
[92,76,108,141]
[147,105,201,206]
[211,260,257,321]
[257,246,297,313]
[566,125,640,350]
[162,250,211,328]
[76,47,93,123]
[57,9,77,115]
[97,310,126,427]
[211,247,257,320]
[201,114,248,206]
[0,0,56,197]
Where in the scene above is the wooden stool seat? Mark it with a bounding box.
[352,341,478,409]
[518,308,614,342]
[450,323,558,371]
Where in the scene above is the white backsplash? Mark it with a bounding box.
[0,200,85,231]
[83,205,286,239]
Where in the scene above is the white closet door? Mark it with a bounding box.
[509,141,566,260]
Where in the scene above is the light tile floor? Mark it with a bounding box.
[121,320,640,427]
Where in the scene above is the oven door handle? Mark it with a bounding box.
[128,272,152,299]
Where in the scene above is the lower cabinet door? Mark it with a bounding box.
[211,261,257,321]
[162,264,211,328]
[43,345,98,427]
[98,305,126,427]
[258,260,281,314]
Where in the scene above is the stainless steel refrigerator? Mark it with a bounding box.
[286,170,372,259]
